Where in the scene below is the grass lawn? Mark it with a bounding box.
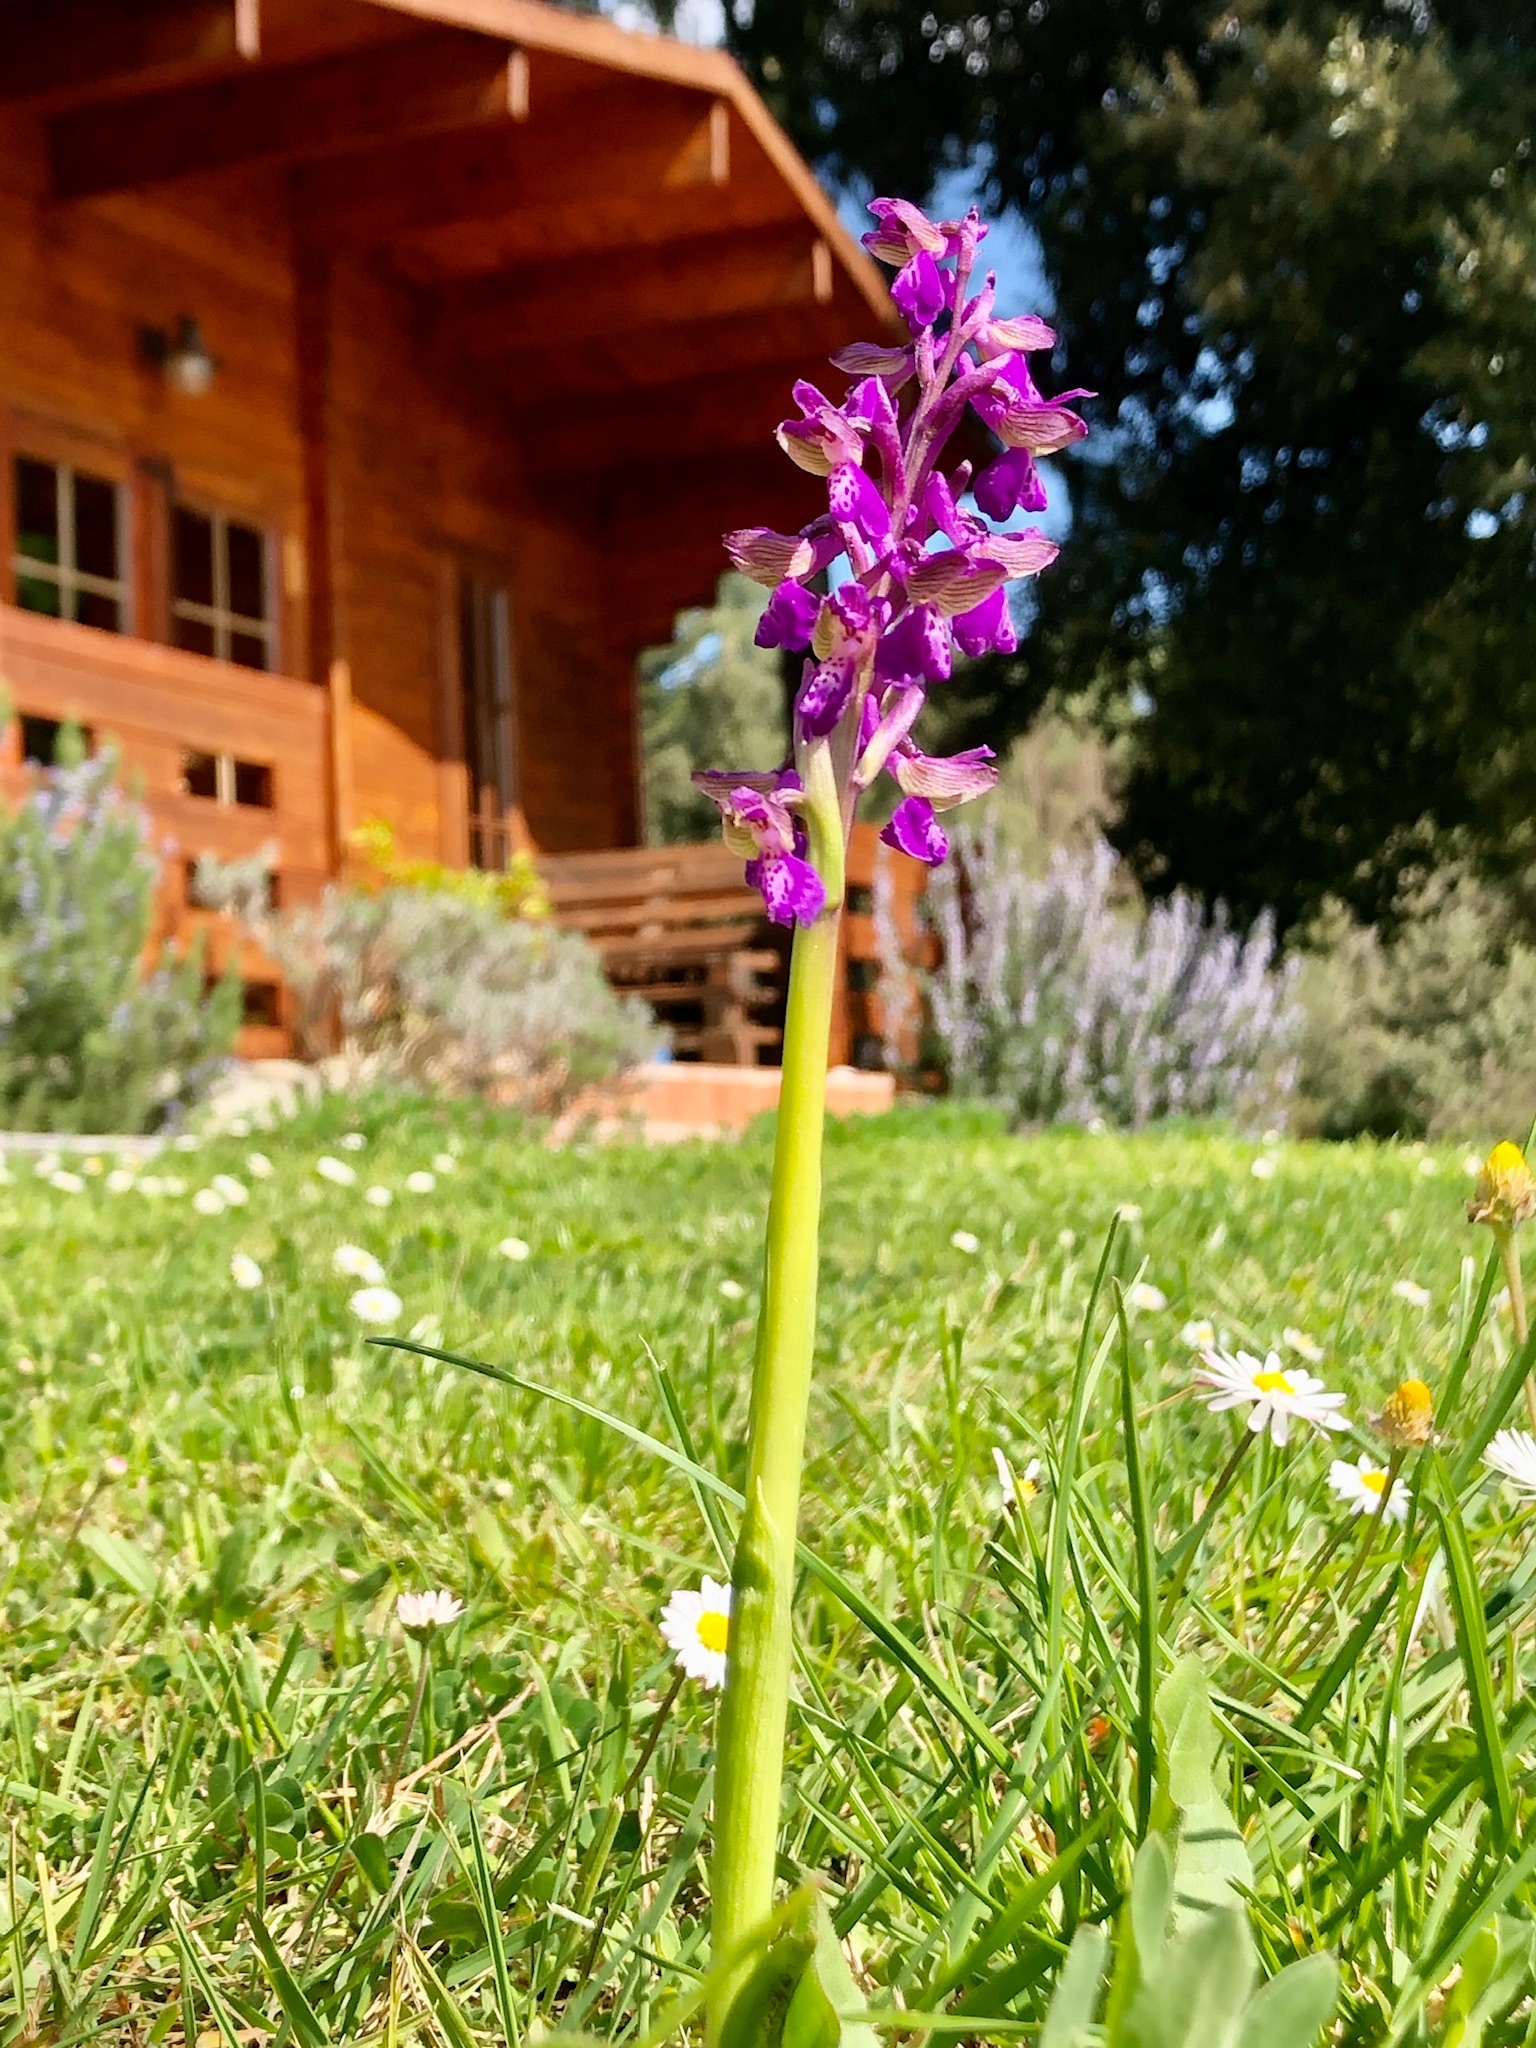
[1,1098,1531,2043]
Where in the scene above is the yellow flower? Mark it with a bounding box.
[1373,1377,1434,1448]
[1467,1142,1536,1232]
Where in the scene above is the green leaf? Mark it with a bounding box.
[720,1930,817,2048]
[1238,1956,1339,2048]
[247,1908,329,2047]
[77,1525,158,1600]
[1153,1660,1251,1923]
[1039,1925,1107,2048]
[1119,1906,1255,2048]
[1429,1458,1513,1838]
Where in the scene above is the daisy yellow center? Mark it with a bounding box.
[1253,1369,1292,1393]
[697,1610,730,1654]
[1360,1469,1388,1496]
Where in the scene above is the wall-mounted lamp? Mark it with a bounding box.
[139,315,219,396]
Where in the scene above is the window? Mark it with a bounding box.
[172,506,274,669]
[460,578,517,870]
[12,456,126,632]
[180,748,275,808]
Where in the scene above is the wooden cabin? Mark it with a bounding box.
[0,0,915,1066]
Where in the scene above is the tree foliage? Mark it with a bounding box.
[728,0,1536,927]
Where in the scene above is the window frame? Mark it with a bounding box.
[11,451,130,634]
[170,501,279,671]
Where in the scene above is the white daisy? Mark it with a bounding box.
[1392,1279,1432,1310]
[660,1577,732,1690]
[82,1156,103,1176]
[333,1244,386,1285]
[230,1252,264,1290]
[212,1174,248,1206]
[33,1153,61,1179]
[228,1117,251,1137]
[1483,1429,1536,1498]
[105,1168,136,1194]
[349,1285,403,1325]
[162,1176,187,1197]
[950,1229,980,1254]
[1283,1326,1324,1363]
[1058,1229,1076,1250]
[405,1170,437,1194]
[1463,1153,1485,1178]
[397,1589,465,1638]
[49,1170,86,1194]
[993,1448,1043,1509]
[365,1185,393,1208]
[718,1279,746,1300]
[1116,1203,1142,1223]
[316,1155,357,1187]
[1417,1156,1439,1178]
[432,1153,457,1174]
[1250,1155,1277,1181]
[173,1134,201,1153]
[498,1236,531,1262]
[1181,1318,1217,1350]
[1328,1455,1409,1523]
[191,1187,225,1215]
[102,1454,129,1479]
[138,1175,166,1198]
[339,1132,367,1152]
[1127,1281,1168,1312]
[247,1152,274,1179]
[1193,1348,1349,1447]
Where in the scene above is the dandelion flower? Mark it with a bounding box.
[339,1132,367,1152]
[1250,1155,1277,1182]
[349,1285,403,1325]
[950,1229,980,1254]
[993,1447,1042,1508]
[397,1590,465,1638]
[1282,1327,1324,1364]
[1374,1378,1434,1448]
[405,1170,437,1194]
[1392,1279,1432,1310]
[660,1577,732,1690]
[1467,1141,1536,1231]
[316,1155,357,1187]
[1483,1429,1536,1497]
[212,1173,248,1206]
[82,1156,103,1176]
[498,1236,530,1262]
[1127,1281,1167,1312]
[1193,1348,1349,1447]
[49,1170,86,1194]
[365,1185,393,1208]
[230,1252,264,1291]
[1328,1455,1409,1523]
[248,1152,274,1179]
[333,1244,386,1285]
[191,1187,225,1216]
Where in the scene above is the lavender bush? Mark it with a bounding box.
[0,739,238,1132]
[927,823,1300,1127]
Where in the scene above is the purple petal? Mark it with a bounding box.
[873,604,952,689]
[796,656,855,738]
[853,685,925,789]
[692,767,785,805]
[891,250,946,330]
[994,401,1090,456]
[828,462,891,542]
[755,579,822,651]
[905,550,1009,615]
[973,448,1047,522]
[753,852,826,927]
[952,587,1018,658]
[892,743,998,809]
[880,795,948,866]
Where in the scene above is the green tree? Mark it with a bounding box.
[728,0,1536,928]
[640,574,789,844]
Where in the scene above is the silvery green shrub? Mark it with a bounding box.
[924,825,1300,1129]
[195,863,659,1110]
[0,740,238,1133]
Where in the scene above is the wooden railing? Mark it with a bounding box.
[0,603,329,1054]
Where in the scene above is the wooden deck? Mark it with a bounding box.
[0,601,329,1053]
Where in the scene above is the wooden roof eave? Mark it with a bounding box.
[361,0,900,337]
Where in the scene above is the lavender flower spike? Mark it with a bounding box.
[694,192,1089,927]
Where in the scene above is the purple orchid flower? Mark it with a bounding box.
[697,192,1089,925]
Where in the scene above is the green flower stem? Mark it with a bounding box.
[709,746,845,2043]
[1497,1230,1535,1428]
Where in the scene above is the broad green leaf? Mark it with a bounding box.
[720,1931,817,2048]
[1119,1906,1255,2048]
[77,1525,158,1600]
[1239,1955,1339,2048]
[1039,1925,1107,2048]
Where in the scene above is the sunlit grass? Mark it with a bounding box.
[1,1099,1531,2044]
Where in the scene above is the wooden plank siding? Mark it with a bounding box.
[0,0,901,1065]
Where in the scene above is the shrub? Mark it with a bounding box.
[193,863,660,1109]
[925,825,1299,1128]
[1295,868,1536,1140]
[348,816,550,921]
[0,739,238,1132]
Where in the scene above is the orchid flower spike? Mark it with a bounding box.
[700,196,1089,925]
